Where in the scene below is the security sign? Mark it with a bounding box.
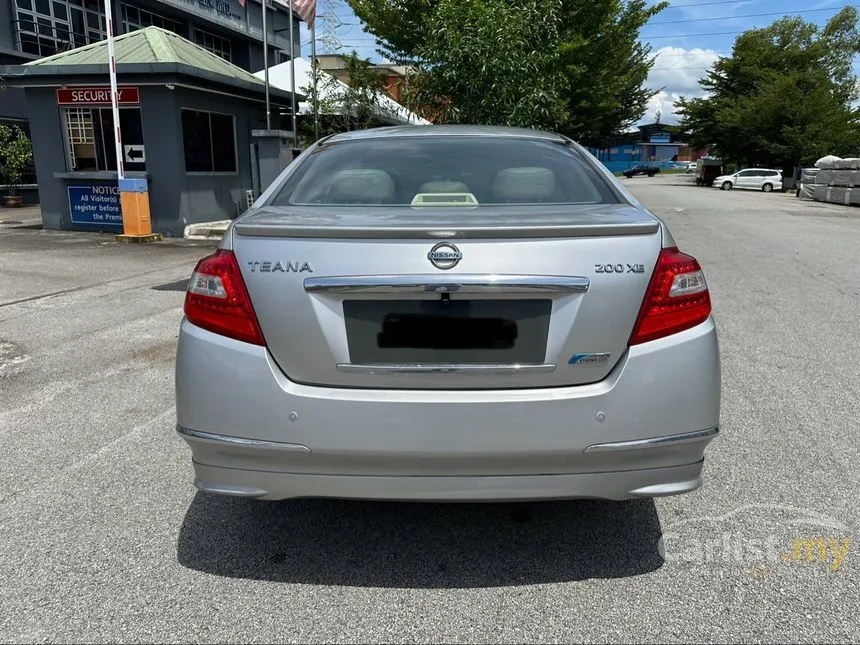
[56,86,140,106]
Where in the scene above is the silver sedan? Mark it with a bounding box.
[175,125,721,502]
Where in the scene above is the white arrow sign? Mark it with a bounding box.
[123,144,145,164]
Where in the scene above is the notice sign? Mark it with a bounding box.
[68,185,123,227]
[56,86,140,106]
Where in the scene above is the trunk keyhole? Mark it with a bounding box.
[440,292,451,306]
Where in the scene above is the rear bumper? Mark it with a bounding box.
[175,316,721,500]
[187,457,707,502]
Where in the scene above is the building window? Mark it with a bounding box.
[193,28,232,62]
[13,0,187,58]
[13,0,98,57]
[62,107,146,172]
[121,3,184,35]
[181,109,237,173]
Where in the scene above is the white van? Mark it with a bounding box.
[714,168,783,192]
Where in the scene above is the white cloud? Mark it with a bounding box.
[639,46,721,124]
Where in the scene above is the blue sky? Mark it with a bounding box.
[298,0,859,124]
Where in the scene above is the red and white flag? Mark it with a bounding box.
[280,0,317,28]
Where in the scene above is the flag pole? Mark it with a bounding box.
[311,17,318,141]
[288,0,297,146]
[104,0,123,180]
[262,0,271,129]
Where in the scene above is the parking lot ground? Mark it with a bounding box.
[1,176,859,643]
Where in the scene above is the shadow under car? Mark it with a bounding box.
[177,494,665,588]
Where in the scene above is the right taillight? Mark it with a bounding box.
[184,249,266,346]
[629,246,711,345]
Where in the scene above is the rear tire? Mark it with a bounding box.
[721,181,732,191]
[762,183,773,192]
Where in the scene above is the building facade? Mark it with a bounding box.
[316,54,414,108]
[1,26,297,233]
[1,0,301,122]
[1,0,301,203]
[588,122,694,166]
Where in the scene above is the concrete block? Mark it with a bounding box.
[813,184,828,201]
[829,170,860,187]
[833,158,860,170]
[825,187,850,205]
[816,169,833,185]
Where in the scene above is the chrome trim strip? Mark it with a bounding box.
[336,363,557,375]
[304,274,590,294]
[177,426,311,453]
[583,427,720,453]
[234,222,661,239]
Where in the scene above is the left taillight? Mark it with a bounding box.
[184,249,266,346]
[628,246,712,346]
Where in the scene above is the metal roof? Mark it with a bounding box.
[326,125,566,142]
[23,26,264,88]
[256,59,430,125]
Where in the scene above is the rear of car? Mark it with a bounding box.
[175,127,720,502]
[760,169,783,191]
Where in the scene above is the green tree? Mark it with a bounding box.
[676,7,860,170]
[348,0,665,141]
[409,0,569,129]
[0,124,33,197]
[300,52,398,142]
[555,0,667,145]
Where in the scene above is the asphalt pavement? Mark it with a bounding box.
[1,176,859,643]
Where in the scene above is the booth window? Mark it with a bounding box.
[62,107,146,173]
[181,110,237,173]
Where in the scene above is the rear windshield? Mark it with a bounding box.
[269,136,621,207]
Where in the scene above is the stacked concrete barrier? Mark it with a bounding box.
[797,167,819,200]
[810,158,860,206]
[815,169,833,186]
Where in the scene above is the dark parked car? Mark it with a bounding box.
[623,164,661,178]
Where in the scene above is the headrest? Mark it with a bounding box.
[328,169,395,203]
[492,167,556,201]
[419,181,471,194]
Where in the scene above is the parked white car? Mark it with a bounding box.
[686,161,697,173]
[714,168,783,192]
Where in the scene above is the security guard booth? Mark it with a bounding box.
[0,26,297,236]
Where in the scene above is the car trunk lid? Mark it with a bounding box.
[232,204,662,390]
